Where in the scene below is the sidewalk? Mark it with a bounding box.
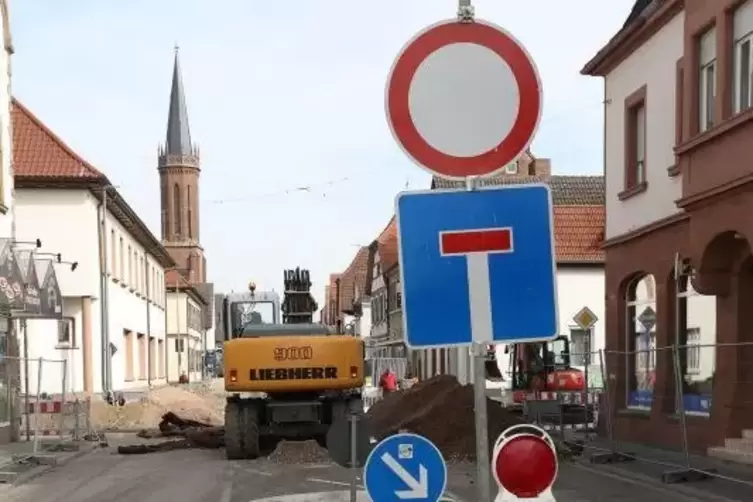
[0,439,101,486]
[576,435,753,501]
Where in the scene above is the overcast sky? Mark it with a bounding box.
[11,0,634,306]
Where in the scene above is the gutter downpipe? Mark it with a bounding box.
[145,257,151,387]
[97,186,111,394]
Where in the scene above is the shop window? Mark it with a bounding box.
[676,267,715,415]
[626,273,657,409]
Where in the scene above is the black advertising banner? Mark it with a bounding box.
[0,239,26,312]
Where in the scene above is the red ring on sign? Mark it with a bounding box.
[386,20,542,180]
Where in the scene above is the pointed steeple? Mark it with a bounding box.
[159,44,199,168]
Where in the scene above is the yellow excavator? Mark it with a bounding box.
[221,269,365,460]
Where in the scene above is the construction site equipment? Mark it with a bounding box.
[505,335,594,424]
[220,269,365,460]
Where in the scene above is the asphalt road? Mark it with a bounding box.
[0,438,743,502]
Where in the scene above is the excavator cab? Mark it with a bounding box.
[510,335,574,392]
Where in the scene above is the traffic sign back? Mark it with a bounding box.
[364,433,447,502]
[385,19,542,180]
[396,184,558,348]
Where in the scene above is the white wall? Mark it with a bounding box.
[165,290,203,382]
[15,189,168,394]
[0,5,12,240]
[604,12,685,240]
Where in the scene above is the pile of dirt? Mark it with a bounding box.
[267,440,331,464]
[367,375,526,460]
[91,384,225,431]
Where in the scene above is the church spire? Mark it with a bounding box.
[159,44,199,168]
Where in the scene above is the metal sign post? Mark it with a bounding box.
[572,306,598,426]
[385,1,547,500]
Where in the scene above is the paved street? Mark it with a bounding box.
[0,438,743,502]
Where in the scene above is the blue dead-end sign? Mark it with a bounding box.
[396,184,558,349]
[364,433,447,502]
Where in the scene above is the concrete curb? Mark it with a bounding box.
[1,442,101,487]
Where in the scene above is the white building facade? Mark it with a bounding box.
[0,0,14,443]
[12,99,175,397]
[165,282,206,383]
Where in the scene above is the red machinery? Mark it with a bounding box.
[508,335,584,401]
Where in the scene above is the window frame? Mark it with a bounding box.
[625,274,658,411]
[733,23,753,113]
[698,27,717,133]
[622,86,647,195]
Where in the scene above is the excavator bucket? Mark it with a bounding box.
[485,360,503,380]
[484,344,504,380]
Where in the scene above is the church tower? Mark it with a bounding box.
[159,46,205,283]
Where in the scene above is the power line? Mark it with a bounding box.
[201,99,604,206]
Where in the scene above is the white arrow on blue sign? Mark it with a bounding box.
[395,184,558,348]
[364,433,447,502]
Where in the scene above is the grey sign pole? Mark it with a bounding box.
[466,174,492,502]
[349,413,358,502]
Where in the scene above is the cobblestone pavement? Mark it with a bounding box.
[0,438,744,502]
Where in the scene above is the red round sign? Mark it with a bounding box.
[493,434,557,497]
[386,19,542,180]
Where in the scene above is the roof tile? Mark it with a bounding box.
[338,247,370,312]
[12,99,103,179]
[553,205,605,263]
[431,174,605,205]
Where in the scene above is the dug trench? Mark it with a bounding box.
[114,375,582,461]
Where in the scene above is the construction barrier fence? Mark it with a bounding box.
[1,357,92,470]
[523,343,753,490]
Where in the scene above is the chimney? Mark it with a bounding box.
[532,158,552,178]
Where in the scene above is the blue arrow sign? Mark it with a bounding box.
[364,433,447,502]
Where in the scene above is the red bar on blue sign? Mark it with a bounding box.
[440,228,513,255]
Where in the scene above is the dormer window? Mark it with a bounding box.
[504,162,518,174]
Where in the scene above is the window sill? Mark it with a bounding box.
[618,407,651,418]
[55,344,78,350]
[676,107,753,156]
[124,377,134,383]
[667,164,680,177]
[618,182,648,201]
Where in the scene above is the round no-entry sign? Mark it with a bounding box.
[385,19,543,180]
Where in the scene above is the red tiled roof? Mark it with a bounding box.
[376,217,398,270]
[12,98,103,179]
[165,269,207,305]
[553,205,605,263]
[11,98,175,269]
[338,247,370,312]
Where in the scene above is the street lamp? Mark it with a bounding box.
[35,252,78,271]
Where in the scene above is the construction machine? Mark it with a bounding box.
[220,269,365,460]
[504,336,594,423]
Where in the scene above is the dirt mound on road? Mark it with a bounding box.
[91,384,224,431]
[367,375,525,460]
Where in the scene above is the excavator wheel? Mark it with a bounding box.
[224,400,261,460]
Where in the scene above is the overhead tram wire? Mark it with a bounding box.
[201,99,604,206]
